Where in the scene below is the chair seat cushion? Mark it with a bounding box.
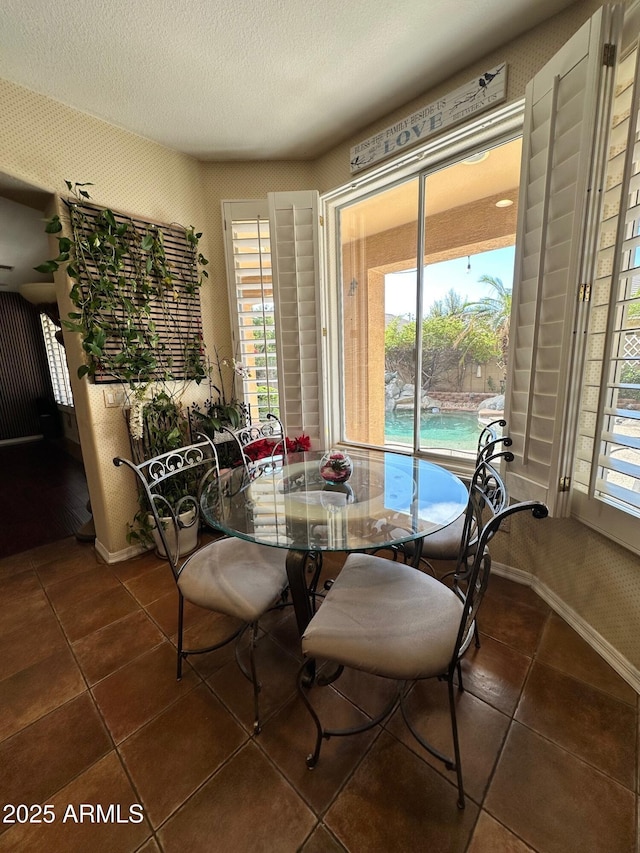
[177,538,288,623]
[392,513,467,562]
[302,553,463,681]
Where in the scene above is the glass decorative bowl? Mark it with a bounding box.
[319,449,353,483]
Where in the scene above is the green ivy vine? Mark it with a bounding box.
[37,181,209,390]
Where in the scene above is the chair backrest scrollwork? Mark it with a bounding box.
[114,434,220,575]
[222,412,286,479]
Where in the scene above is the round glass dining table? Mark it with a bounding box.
[200,448,468,638]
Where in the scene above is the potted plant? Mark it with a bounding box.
[126,392,201,556]
[189,348,250,468]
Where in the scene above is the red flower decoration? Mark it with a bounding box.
[286,434,311,452]
[244,438,277,461]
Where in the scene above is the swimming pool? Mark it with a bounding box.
[385,410,481,452]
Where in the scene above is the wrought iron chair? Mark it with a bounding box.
[296,474,548,809]
[222,412,286,479]
[379,418,513,572]
[113,434,289,733]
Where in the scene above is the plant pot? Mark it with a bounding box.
[148,508,199,559]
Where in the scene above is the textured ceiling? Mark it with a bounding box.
[0,0,576,160]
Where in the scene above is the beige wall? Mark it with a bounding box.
[0,78,214,558]
[1,0,638,681]
[313,0,604,193]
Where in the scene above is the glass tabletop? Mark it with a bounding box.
[200,448,468,553]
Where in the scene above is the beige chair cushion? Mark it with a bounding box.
[178,538,288,623]
[302,552,463,681]
[420,513,468,559]
[390,513,467,562]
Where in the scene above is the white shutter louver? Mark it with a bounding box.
[505,7,612,515]
[225,202,279,421]
[268,191,324,446]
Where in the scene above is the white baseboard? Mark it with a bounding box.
[492,562,640,695]
[95,537,147,565]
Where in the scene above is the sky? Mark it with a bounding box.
[385,245,516,317]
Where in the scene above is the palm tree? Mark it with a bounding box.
[466,275,512,380]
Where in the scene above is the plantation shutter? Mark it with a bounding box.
[268,191,324,446]
[505,6,614,515]
[223,201,279,421]
[573,1,640,529]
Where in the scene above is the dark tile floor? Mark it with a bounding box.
[0,441,91,557]
[0,537,637,852]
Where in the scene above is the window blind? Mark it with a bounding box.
[40,313,73,407]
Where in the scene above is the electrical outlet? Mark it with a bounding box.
[103,388,126,408]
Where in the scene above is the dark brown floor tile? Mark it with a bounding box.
[515,661,636,789]
[259,685,378,814]
[109,550,166,583]
[301,825,347,853]
[144,589,211,638]
[36,548,102,588]
[0,550,34,580]
[119,683,246,828]
[476,591,549,656]
[325,731,478,852]
[0,692,111,827]
[92,641,199,743]
[2,569,42,598]
[26,537,97,570]
[0,647,86,742]
[0,752,151,853]
[537,613,637,705]
[486,721,636,853]
[264,607,305,660]
[136,838,162,853]
[135,839,162,853]
[467,811,536,852]
[386,678,510,803]
[47,566,121,612]
[459,633,531,716]
[488,574,551,614]
[158,742,315,853]
[330,666,399,719]
[0,571,45,632]
[0,585,52,637]
[124,563,177,606]
[72,610,165,685]
[55,585,139,642]
[208,633,300,731]
[178,611,244,680]
[0,605,68,681]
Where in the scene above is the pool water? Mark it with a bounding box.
[385,411,481,452]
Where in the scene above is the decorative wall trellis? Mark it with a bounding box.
[69,202,203,385]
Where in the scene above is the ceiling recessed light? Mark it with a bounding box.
[495,199,514,208]
[462,152,489,165]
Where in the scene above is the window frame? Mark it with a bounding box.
[321,101,525,477]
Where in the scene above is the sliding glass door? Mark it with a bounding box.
[338,136,521,460]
